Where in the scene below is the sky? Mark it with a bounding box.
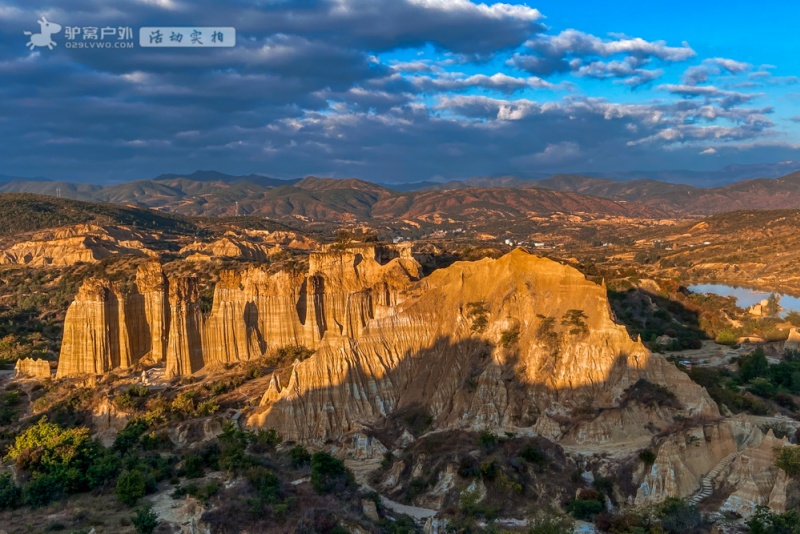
[1,0,800,184]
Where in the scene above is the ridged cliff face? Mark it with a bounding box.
[57,248,715,446]
[247,249,717,444]
[635,418,791,515]
[57,262,169,378]
[57,245,420,378]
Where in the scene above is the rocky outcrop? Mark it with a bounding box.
[136,262,169,365]
[165,277,205,378]
[784,327,800,351]
[57,245,419,379]
[0,224,156,267]
[57,262,173,378]
[57,278,122,378]
[179,229,319,261]
[247,249,716,445]
[14,358,51,379]
[57,247,714,448]
[635,418,790,515]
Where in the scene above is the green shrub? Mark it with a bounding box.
[466,302,489,333]
[0,473,20,510]
[209,381,231,396]
[196,400,219,416]
[6,417,100,494]
[749,377,778,398]
[218,423,252,473]
[520,445,545,465]
[86,448,121,488]
[746,505,800,534]
[716,328,738,345]
[251,428,282,452]
[310,452,352,494]
[22,474,61,507]
[657,497,701,533]
[289,445,311,468]
[479,460,497,480]
[458,456,480,479]
[567,498,604,520]
[776,445,800,477]
[500,327,520,348]
[182,455,205,479]
[478,430,498,449]
[132,506,159,534]
[114,418,149,451]
[246,466,281,504]
[170,391,197,416]
[740,349,769,381]
[116,469,147,506]
[182,481,221,503]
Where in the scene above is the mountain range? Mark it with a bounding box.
[6,165,800,222]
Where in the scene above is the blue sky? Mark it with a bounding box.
[1,0,799,183]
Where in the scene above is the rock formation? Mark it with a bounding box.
[179,229,318,262]
[0,224,156,267]
[135,262,169,365]
[57,245,420,378]
[165,277,205,378]
[58,262,173,378]
[56,247,715,447]
[635,417,790,515]
[14,358,51,379]
[247,249,716,445]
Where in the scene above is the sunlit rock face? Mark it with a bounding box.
[179,229,319,262]
[56,244,421,377]
[15,358,51,379]
[56,247,715,446]
[247,249,717,444]
[165,276,205,378]
[57,262,170,378]
[0,224,155,267]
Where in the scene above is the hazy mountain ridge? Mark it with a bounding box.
[6,165,800,220]
[0,174,659,222]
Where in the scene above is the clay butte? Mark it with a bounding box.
[56,247,716,446]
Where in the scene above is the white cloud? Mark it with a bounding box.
[410,72,566,93]
[407,0,542,21]
[510,29,694,87]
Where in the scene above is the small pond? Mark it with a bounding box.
[688,283,800,316]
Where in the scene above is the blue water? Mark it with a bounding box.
[688,284,800,315]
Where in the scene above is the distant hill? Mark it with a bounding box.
[0,193,200,237]
[7,167,800,222]
[152,170,299,188]
[529,171,800,216]
[0,179,102,201]
[371,187,663,221]
[601,161,800,187]
[0,174,52,184]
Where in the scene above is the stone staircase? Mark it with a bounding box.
[689,452,739,505]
